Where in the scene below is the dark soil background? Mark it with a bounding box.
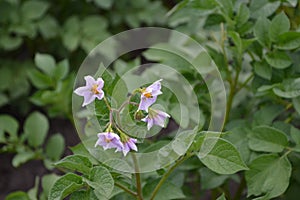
[0,118,80,199]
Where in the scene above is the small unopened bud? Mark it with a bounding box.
[134,110,144,121]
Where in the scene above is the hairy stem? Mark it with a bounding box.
[115,182,137,197]
[225,67,240,124]
[150,155,189,200]
[132,154,143,200]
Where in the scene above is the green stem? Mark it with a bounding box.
[132,154,143,200]
[150,155,189,200]
[225,67,241,124]
[103,96,111,110]
[115,182,137,197]
[220,23,232,84]
[236,73,254,93]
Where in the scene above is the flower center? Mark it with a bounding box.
[105,138,111,143]
[144,92,152,98]
[91,84,99,94]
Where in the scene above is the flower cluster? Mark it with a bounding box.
[137,79,170,130]
[74,76,170,156]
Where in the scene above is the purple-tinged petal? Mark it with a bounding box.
[142,116,154,130]
[74,86,89,96]
[142,109,170,130]
[128,139,138,151]
[151,90,162,96]
[95,91,104,100]
[148,79,162,91]
[138,96,157,112]
[96,78,104,89]
[95,132,124,152]
[122,138,138,156]
[82,93,96,107]
[85,75,96,87]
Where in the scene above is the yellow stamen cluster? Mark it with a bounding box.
[144,92,152,98]
[91,84,100,94]
[141,88,152,98]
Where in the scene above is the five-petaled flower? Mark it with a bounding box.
[138,79,162,112]
[142,108,170,130]
[95,132,123,152]
[74,75,104,107]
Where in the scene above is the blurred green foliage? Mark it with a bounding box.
[2,0,300,200]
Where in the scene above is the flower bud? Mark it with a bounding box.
[134,110,144,121]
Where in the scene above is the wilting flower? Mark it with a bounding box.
[138,79,162,112]
[95,132,123,152]
[142,108,170,130]
[74,75,104,107]
[122,137,138,156]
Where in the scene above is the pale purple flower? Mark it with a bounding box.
[95,132,123,152]
[74,75,104,107]
[142,109,170,130]
[122,138,138,156]
[138,79,163,112]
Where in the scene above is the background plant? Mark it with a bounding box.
[1,0,300,200]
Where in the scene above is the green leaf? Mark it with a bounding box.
[27,68,53,89]
[198,137,248,174]
[0,93,8,107]
[224,127,251,164]
[215,0,233,18]
[265,51,292,69]
[21,0,49,20]
[143,180,185,200]
[245,154,292,199]
[204,14,225,29]
[93,0,114,9]
[254,17,271,47]
[85,166,114,198]
[273,78,300,98]
[28,177,39,200]
[287,0,298,7]
[249,126,288,153]
[55,155,92,174]
[54,59,69,80]
[228,31,242,54]
[252,105,284,126]
[38,15,59,39]
[24,111,49,147]
[275,32,300,50]
[5,191,30,200]
[269,12,290,42]
[45,134,65,161]
[48,173,84,200]
[41,174,60,198]
[0,115,18,142]
[254,60,272,80]
[70,143,99,165]
[0,34,22,50]
[34,53,56,76]
[250,0,280,19]
[12,151,35,167]
[62,16,80,51]
[69,191,98,200]
[217,193,226,200]
[292,97,300,115]
[291,126,300,145]
[199,168,231,190]
[236,3,249,25]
